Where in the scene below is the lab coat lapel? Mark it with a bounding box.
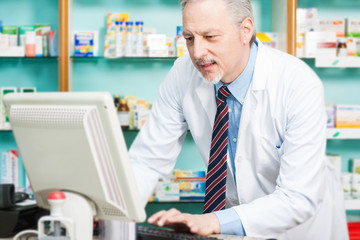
[235,41,269,165]
[195,80,217,128]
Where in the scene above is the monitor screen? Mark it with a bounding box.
[4,92,146,223]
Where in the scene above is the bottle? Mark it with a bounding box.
[125,21,133,57]
[114,94,120,108]
[337,38,347,57]
[117,98,130,128]
[115,21,124,57]
[135,21,144,56]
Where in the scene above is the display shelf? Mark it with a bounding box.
[326,128,360,139]
[345,199,360,210]
[315,57,360,68]
[71,56,178,62]
[0,129,11,132]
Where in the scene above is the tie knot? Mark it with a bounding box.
[217,86,230,105]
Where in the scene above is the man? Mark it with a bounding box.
[129,0,348,239]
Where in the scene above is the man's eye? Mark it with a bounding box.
[206,35,216,39]
[185,36,193,42]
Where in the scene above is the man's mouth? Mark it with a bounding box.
[198,61,216,71]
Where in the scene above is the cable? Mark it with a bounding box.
[12,229,38,240]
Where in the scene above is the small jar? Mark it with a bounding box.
[117,99,130,128]
[337,38,347,57]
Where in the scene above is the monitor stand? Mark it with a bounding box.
[38,191,96,240]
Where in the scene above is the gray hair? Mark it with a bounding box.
[180,0,256,44]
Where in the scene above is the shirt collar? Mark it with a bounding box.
[215,41,258,103]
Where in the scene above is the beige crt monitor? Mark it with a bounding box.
[4,92,146,223]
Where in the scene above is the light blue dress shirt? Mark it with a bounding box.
[213,41,258,236]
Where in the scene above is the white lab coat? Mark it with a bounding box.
[129,41,348,240]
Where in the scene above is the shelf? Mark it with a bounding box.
[326,128,360,139]
[345,199,360,210]
[0,129,11,132]
[315,57,360,68]
[71,56,178,62]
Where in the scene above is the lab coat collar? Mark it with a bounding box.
[195,39,269,128]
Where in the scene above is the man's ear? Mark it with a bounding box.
[240,17,254,45]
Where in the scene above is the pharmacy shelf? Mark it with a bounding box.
[345,199,360,210]
[326,128,360,139]
[71,56,177,62]
[315,57,360,68]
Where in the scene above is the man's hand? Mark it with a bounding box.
[147,208,220,235]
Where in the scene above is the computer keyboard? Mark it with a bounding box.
[137,226,222,240]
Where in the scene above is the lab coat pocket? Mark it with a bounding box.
[257,136,281,189]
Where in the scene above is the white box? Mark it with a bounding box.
[304,31,337,58]
[1,87,17,130]
[147,34,166,47]
[317,19,345,38]
[0,46,25,57]
[148,46,168,57]
[297,8,318,34]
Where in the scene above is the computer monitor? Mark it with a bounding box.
[4,92,146,226]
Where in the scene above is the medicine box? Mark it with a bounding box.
[256,32,279,49]
[176,170,206,179]
[336,104,360,128]
[2,25,18,47]
[154,181,179,202]
[1,87,17,130]
[74,32,96,57]
[317,19,345,38]
[304,31,337,58]
[297,8,318,34]
[346,18,360,37]
[350,159,360,174]
[178,180,205,201]
[326,103,335,128]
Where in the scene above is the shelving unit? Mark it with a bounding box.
[327,128,360,139]
[315,57,360,68]
[346,199,360,211]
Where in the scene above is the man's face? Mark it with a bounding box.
[182,0,251,84]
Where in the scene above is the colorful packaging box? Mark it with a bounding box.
[304,31,337,58]
[336,104,360,128]
[155,181,180,202]
[2,25,18,47]
[176,170,206,179]
[1,152,10,183]
[178,180,205,201]
[48,30,58,57]
[74,32,96,57]
[317,19,345,38]
[326,103,335,128]
[346,18,360,37]
[19,25,35,47]
[257,32,279,49]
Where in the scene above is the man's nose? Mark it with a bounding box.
[192,38,208,59]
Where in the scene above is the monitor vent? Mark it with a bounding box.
[101,207,126,217]
[9,105,92,129]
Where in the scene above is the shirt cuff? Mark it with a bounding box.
[214,208,246,236]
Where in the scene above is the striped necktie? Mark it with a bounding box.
[203,86,230,214]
